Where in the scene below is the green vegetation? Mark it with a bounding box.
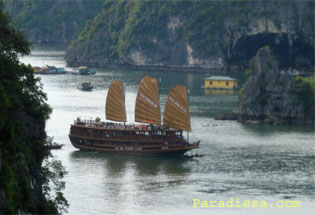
[5,0,313,68]
[68,0,260,61]
[67,0,314,67]
[69,0,173,59]
[0,3,67,214]
[3,0,104,42]
[245,69,253,78]
[300,75,315,92]
[294,76,315,113]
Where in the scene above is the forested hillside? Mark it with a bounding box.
[65,0,314,71]
[3,0,104,43]
[4,0,314,71]
[0,2,67,214]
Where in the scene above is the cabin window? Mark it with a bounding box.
[210,81,212,85]
[226,81,229,86]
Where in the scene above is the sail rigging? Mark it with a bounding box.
[70,77,200,155]
[163,84,191,131]
[135,76,161,124]
[105,81,127,122]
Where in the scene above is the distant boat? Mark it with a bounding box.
[202,122,217,127]
[72,66,96,75]
[47,142,64,150]
[34,65,66,74]
[69,76,200,156]
[78,82,93,91]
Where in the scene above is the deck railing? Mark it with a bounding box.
[73,119,176,132]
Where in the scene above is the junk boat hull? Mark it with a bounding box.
[69,122,199,156]
[69,76,201,157]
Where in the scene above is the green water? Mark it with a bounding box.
[20,44,315,215]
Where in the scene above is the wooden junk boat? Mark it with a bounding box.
[69,76,200,156]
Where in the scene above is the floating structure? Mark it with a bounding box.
[72,66,96,75]
[47,142,64,150]
[34,65,66,74]
[69,76,200,156]
[204,76,238,89]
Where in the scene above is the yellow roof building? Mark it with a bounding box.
[204,76,238,89]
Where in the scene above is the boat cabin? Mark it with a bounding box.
[69,76,199,155]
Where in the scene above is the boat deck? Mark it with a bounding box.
[69,120,199,156]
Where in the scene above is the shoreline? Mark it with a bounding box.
[215,112,315,126]
[65,61,227,74]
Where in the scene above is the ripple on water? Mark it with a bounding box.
[20,45,315,215]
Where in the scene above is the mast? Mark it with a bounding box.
[163,84,191,132]
[159,78,162,124]
[187,88,190,141]
[135,76,161,124]
[105,81,127,122]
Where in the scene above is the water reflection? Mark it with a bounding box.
[240,122,315,135]
[20,44,315,215]
[70,151,192,177]
[204,89,238,95]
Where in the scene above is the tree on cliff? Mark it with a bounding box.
[65,0,314,70]
[237,47,314,125]
[0,2,67,214]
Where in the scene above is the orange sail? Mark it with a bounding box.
[163,85,191,131]
[105,81,127,122]
[135,76,161,124]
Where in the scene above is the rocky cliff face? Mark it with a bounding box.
[236,47,314,125]
[65,0,314,71]
[0,6,67,213]
[3,0,104,43]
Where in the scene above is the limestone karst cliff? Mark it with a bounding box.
[65,0,314,71]
[0,4,67,214]
[4,0,314,71]
[3,0,104,43]
[237,47,313,124]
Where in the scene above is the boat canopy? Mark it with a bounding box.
[163,84,191,132]
[106,81,127,122]
[135,76,161,124]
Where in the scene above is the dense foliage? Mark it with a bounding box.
[0,3,67,214]
[3,0,104,42]
[294,76,315,114]
[68,0,314,63]
[69,0,229,59]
